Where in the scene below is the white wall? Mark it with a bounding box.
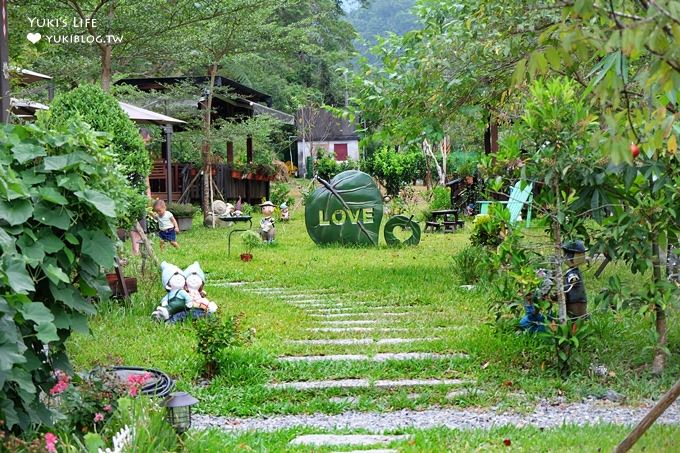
[297,140,360,177]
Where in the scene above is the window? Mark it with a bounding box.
[334,143,348,161]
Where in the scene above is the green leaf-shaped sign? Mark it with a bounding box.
[305,170,383,246]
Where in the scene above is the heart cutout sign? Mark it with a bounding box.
[384,215,421,246]
[305,170,383,246]
[27,33,42,44]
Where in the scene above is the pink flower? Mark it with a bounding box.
[128,385,139,397]
[103,404,112,412]
[44,432,58,453]
[126,372,151,398]
[93,412,104,423]
[49,370,71,396]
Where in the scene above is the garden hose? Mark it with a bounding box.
[109,366,175,398]
[384,215,421,246]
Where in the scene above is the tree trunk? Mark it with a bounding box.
[554,221,567,323]
[100,45,112,92]
[201,63,218,217]
[651,237,667,375]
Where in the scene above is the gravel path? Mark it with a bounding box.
[194,400,680,433]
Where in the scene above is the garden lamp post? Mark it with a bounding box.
[162,392,198,433]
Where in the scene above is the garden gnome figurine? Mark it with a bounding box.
[280,202,289,222]
[152,261,191,322]
[234,196,243,216]
[184,261,217,314]
[259,201,276,243]
[562,240,588,319]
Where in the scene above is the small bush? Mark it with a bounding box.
[315,150,340,181]
[470,206,509,247]
[270,182,293,208]
[168,202,198,218]
[422,186,450,220]
[452,246,497,285]
[193,313,253,378]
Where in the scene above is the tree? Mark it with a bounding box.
[519,0,680,375]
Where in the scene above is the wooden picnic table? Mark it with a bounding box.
[426,209,464,233]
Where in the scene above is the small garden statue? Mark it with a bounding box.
[184,261,217,314]
[562,240,588,319]
[519,268,553,333]
[280,202,289,221]
[259,201,276,243]
[152,261,192,322]
[234,196,243,216]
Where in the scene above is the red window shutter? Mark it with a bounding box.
[334,143,348,161]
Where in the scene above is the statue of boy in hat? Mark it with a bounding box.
[280,202,290,222]
[562,240,588,319]
[259,201,276,243]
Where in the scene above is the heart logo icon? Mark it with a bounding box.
[26,33,41,44]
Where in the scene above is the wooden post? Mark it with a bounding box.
[227,141,234,164]
[163,126,173,202]
[0,0,10,123]
[246,135,253,163]
[615,378,680,452]
[490,120,499,153]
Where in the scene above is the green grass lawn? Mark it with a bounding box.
[67,187,680,422]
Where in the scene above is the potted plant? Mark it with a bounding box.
[168,202,199,231]
[231,160,246,179]
[240,230,260,261]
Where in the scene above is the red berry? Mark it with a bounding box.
[503,438,511,446]
[630,143,640,158]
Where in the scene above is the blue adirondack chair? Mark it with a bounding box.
[477,180,533,227]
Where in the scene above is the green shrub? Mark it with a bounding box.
[43,84,150,192]
[370,147,424,196]
[421,186,450,220]
[168,202,198,218]
[193,313,252,378]
[452,246,497,285]
[241,230,261,254]
[315,149,340,181]
[270,182,293,208]
[0,121,123,433]
[470,211,506,248]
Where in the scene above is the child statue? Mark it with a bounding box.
[280,202,290,222]
[184,261,217,314]
[562,240,588,319]
[152,261,192,322]
[259,201,276,243]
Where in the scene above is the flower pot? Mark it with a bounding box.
[245,173,256,180]
[240,253,253,262]
[176,216,193,231]
[190,167,198,177]
[231,170,243,179]
[255,173,267,181]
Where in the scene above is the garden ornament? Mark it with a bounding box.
[280,202,290,221]
[562,240,588,319]
[519,268,553,333]
[260,201,276,243]
[183,261,217,314]
[152,261,192,322]
[234,196,243,216]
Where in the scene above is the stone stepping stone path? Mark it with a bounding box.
[278,352,468,363]
[320,320,381,326]
[306,327,412,333]
[286,337,440,346]
[289,434,411,447]
[267,378,471,391]
[309,312,409,319]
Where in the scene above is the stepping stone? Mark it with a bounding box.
[310,312,408,318]
[319,320,379,325]
[286,338,439,346]
[309,306,402,313]
[306,327,411,333]
[447,389,484,399]
[267,378,471,390]
[290,434,411,447]
[407,392,421,400]
[277,352,468,363]
[328,396,359,404]
[331,450,398,453]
